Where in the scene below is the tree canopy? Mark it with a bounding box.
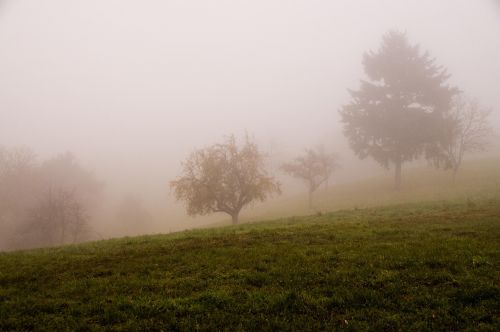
[171,135,280,224]
[340,31,458,189]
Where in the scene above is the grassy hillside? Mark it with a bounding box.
[92,157,500,236]
[243,157,500,223]
[1,197,499,330]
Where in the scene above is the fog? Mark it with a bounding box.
[1,1,499,248]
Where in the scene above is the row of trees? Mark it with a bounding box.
[171,31,494,224]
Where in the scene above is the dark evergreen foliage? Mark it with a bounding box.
[340,31,458,188]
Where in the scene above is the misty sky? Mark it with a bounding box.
[1,0,499,204]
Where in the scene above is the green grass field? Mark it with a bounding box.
[1,158,500,331]
[1,197,499,331]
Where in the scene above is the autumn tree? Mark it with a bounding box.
[430,95,494,180]
[171,135,280,225]
[282,147,339,209]
[340,31,458,189]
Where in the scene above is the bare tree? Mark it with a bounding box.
[26,189,89,246]
[38,152,103,208]
[432,95,494,181]
[282,147,339,209]
[171,134,280,225]
[0,148,101,250]
[0,146,36,178]
[0,147,38,250]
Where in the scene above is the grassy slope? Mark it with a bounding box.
[242,157,500,223]
[1,197,499,331]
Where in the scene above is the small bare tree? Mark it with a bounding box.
[171,135,280,225]
[26,189,89,246]
[282,147,339,209]
[435,95,494,180]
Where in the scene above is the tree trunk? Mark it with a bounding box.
[394,159,402,190]
[231,213,239,225]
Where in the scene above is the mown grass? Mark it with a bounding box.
[1,196,499,331]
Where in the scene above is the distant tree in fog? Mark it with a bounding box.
[339,30,458,189]
[38,152,103,208]
[0,148,102,250]
[0,146,36,177]
[429,95,494,180]
[282,147,339,209]
[25,189,88,246]
[171,134,280,225]
[0,147,39,248]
